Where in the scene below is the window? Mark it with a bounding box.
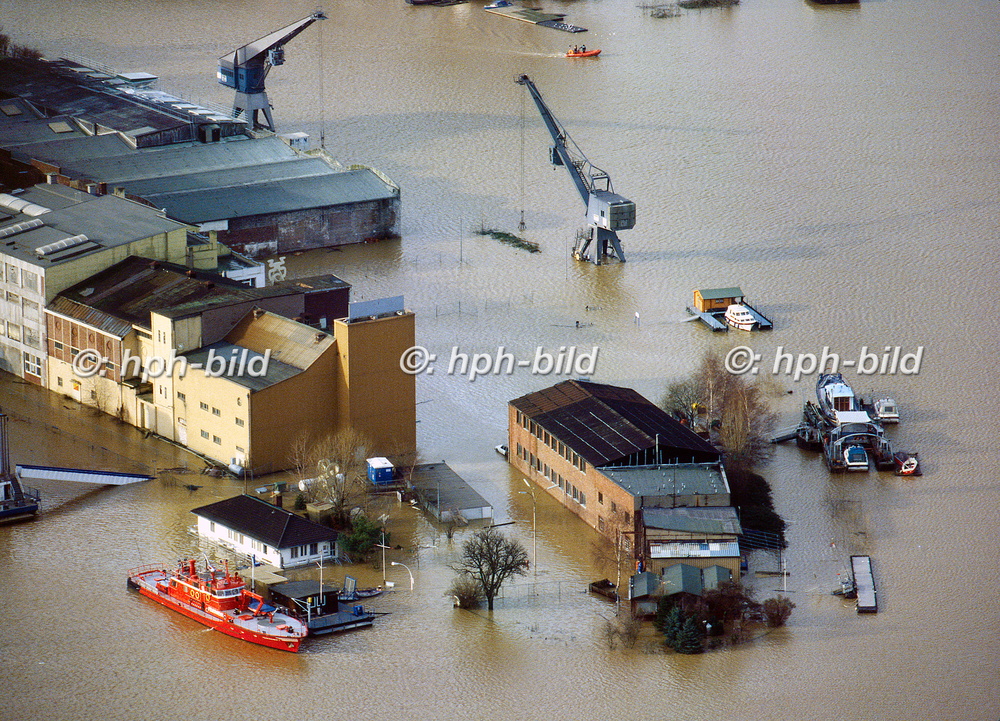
[57,377,63,387]
[53,340,64,352]
[611,501,617,514]
[21,270,38,293]
[579,492,586,507]
[23,353,41,377]
[598,517,605,532]
[212,407,221,416]
[235,417,244,427]
[90,390,97,400]
[199,402,209,411]
[5,264,18,286]
[290,546,300,559]
[6,291,19,305]
[235,446,245,453]
[6,322,20,342]
[309,543,318,555]
[22,327,39,349]
[22,299,38,320]
[177,391,186,402]
[213,435,222,445]
[209,521,215,533]
[624,511,631,526]
[200,430,210,439]
[598,492,604,505]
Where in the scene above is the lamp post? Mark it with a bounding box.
[390,561,414,591]
[520,479,557,577]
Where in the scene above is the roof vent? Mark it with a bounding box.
[0,218,45,239]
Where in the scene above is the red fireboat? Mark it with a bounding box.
[127,559,307,652]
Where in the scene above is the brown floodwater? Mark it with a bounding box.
[1,0,998,718]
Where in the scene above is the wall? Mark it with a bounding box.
[220,197,400,259]
[333,312,416,459]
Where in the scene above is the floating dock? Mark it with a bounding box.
[851,555,878,613]
[684,302,772,331]
[484,5,587,32]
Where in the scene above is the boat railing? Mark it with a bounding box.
[127,563,170,577]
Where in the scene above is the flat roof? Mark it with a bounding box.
[0,187,188,268]
[409,463,492,515]
[601,463,729,498]
[642,506,741,535]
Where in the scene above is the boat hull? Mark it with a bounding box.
[135,585,301,651]
[128,567,304,652]
[566,50,601,58]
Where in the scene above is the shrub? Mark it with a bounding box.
[762,596,796,627]
[448,575,484,610]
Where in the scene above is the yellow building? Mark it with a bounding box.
[44,257,416,472]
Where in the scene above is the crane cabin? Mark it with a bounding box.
[588,190,636,232]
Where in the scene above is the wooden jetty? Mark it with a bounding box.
[851,555,878,613]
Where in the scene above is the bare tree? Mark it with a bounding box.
[295,428,372,526]
[453,527,529,611]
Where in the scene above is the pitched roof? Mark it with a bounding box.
[662,563,704,596]
[510,380,719,467]
[191,494,338,548]
[698,287,743,300]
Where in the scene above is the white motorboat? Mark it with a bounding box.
[723,304,757,331]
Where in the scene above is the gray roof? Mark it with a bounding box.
[409,463,492,515]
[601,463,729,498]
[701,565,732,590]
[22,135,300,184]
[136,167,398,223]
[192,494,338,549]
[630,571,662,599]
[698,287,743,300]
[0,116,86,147]
[182,341,303,392]
[642,506,742,535]
[0,187,188,268]
[662,564,704,596]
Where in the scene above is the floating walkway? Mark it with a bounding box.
[484,5,587,32]
[684,302,772,332]
[851,555,878,613]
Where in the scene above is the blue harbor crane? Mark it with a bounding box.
[217,11,327,131]
[515,74,635,264]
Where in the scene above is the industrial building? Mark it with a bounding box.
[0,56,400,257]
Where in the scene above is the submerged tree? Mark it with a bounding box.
[291,428,373,527]
[453,527,529,611]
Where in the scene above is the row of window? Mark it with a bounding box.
[3,293,40,320]
[3,264,40,294]
[1,321,40,348]
[289,542,321,559]
[518,444,587,508]
[516,410,586,472]
[187,396,245,426]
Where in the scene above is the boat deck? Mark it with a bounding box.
[851,555,878,613]
[685,302,772,331]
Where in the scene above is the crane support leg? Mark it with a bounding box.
[597,227,626,264]
[234,91,276,132]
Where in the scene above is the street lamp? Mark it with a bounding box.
[520,478,557,577]
[390,561,414,591]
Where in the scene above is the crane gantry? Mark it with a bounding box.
[218,12,327,131]
[515,74,635,265]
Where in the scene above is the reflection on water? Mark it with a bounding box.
[2,0,999,717]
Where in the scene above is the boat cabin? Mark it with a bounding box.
[693,287,744,314]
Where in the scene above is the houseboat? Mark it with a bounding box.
[816,373,859,423]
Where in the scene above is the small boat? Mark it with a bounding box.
[566,48,601,58]
[832,572,857,599]
[723,303,758,331]
[128,559,307,652]
[588,578,619,601]
[0,474,40,523]
[872,397,899,424]
[340,585,384,601]
[484,0,512,7]
[893,451,921,476]
[495,444,509,458]
[844,444,869,472]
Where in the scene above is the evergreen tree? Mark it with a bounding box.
[657,603,684,649]
[674,617,704,654]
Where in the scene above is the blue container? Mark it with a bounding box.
[353,604,364,616]
[366,457,395,485]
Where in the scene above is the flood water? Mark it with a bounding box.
[1,0,999,718]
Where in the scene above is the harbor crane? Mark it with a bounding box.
[217,11,327,131]
[515,74,635,264]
